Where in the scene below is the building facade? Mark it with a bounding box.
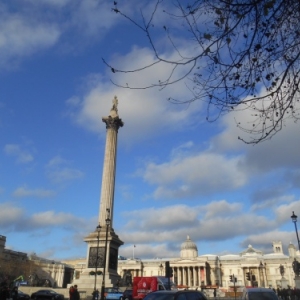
[0,235,73,288]
[116,237,299,290]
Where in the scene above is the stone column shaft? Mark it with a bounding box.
[99,125,117,227]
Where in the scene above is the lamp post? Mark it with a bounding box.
[94,224,102,291]
[101,209,111,300]
[291,211,300,251]
[159,263,163,276]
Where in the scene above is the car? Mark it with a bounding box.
[30,289,64,300]
[143,290,207,300]
[242,287,279,300]
[105,288,123,300]
[18,290,30,300]
[122,289,132,300]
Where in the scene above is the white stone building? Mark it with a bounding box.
[115,237,299,290]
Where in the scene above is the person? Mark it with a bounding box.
[0,284,10,300]
[213,289,216,298]
[11,286,18,300]
[69,286,74,300]
[92,289,99,300]
[72,285,80,300]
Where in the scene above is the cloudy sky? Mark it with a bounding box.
[1,0,300,262]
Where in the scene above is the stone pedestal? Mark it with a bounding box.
[279,277,289,289]
[295,276,300,289]
[71,227,123,291]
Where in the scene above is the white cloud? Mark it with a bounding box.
[12,186,56,198]
[4,144,34,163]
[31,211,83,227]
[66,46,205,144]
[45,155,84,184]
[142,151,247,199]
[118,201,277,249]
[123,205,198,231]
[0,12,60,69]
[0,0,125,69]
[241,230,296,253]
[0,202,89,234]
[71,1,119,36]
[203,200,242,218]
[120,243,178,259]
[274,200,300,224]
[0,203,24,226]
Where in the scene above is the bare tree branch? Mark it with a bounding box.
[105,0,300,144]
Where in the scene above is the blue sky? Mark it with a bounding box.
[1,0,300,261]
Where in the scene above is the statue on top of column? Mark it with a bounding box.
[103,96,124,130]
[110,96,119,118]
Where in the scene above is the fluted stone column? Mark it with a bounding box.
[99,99,124,227]
[73,97,124,291]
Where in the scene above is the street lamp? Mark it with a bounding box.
[291,211,300,251]
[94,224,102,291]
[159,264,163,276]
[101,209,111,300]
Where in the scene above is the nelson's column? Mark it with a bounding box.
[72,97,124,291]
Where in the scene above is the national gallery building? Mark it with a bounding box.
[115,236,300,290]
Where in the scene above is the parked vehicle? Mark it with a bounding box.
[143,290,207,300]
[242,287,279,300]
[18,290,30,300]
[31,289,64,300]
[105,288,123,300]
[122,289,133,300]
[133,276,176,300]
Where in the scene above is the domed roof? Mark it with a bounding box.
[181,235,198,251]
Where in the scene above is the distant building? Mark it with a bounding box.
[0,234,28,279]
[66,236,300,290]
[0,235,73,288]
[117,237,300,290]
[59,237,300,290]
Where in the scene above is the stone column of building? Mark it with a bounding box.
[177,267,181,285]
[186,267,189,286]
[193,267,199,286]
[263,266,267,287]
[187,267,192,286]
[73,97,124,290]
[199,267,202,286]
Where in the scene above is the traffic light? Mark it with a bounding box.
[252,274,256,281]
[165,261,170,278]
[165,261,173,278]
[246,272,250,281]
[229,275,233,282]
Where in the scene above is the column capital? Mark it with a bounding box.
[102,116,124,131]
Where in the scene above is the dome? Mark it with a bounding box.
[181,235,198,251]
[180,236,198,258]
